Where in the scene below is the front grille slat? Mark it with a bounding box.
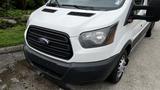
[28,29,68,43]
[30,26,69,38]
[27,37,71,52]
[28,38,71,54]
[30,27,69,43]
[28,34,70,49]
[28,40,71,59]
[26,25,73,60]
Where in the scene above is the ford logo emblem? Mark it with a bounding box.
[39,38,50,45]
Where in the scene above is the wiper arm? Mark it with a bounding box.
[61,4,82,9]
[61,4,97,10]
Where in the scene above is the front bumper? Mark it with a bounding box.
[24,45,120,84]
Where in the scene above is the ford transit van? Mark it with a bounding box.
[24,0,160,89]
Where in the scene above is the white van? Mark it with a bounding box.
[24,0,160,89]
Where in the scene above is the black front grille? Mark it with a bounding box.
[26,25,73,60]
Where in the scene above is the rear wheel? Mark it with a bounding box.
[145,22,155,37]
[107,50,129,84]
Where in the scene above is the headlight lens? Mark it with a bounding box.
[79,23,118,48]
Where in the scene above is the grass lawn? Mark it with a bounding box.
[0,25,25,48]
[0,9,33,48]
[1,9,33,18]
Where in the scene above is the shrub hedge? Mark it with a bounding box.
[0,0,47,10]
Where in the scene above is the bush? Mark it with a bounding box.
[0,0,15,17]
[0,0,15,10]
[0,0,47,10]
[4,10,32,24]
[14,0,27,9]
[0,8,5,17]
[14,0,46,9]
[0,10,32,29]
[26,0,36,9]
[0,19,15,29]
[5,10,32,18]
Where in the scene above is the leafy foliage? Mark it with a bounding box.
[0,0,15,9]
[0,0,47,10]
[12,0,46,9]
[5,9,32,18]
[0,0,15,16]
[0,19,15,29]
[0,9,32,30]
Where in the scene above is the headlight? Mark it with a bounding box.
[79,23,118,48]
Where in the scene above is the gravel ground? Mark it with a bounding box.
[0,22,160,90]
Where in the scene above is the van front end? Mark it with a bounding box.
[24,0,131,85]
[23,0,160,89]
[24,24,121,84]
[24,44,120,84]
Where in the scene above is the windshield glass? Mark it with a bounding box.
[47,0,125,11]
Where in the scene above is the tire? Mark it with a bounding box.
[145,22,155,37]
[107,50,129,84]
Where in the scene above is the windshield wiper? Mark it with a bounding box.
[61,4,82,9]
[60,4,96,10]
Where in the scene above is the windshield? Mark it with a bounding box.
[47,0,125,11]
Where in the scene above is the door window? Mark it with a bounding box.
[134,0,145,14]
[135,0,144,5]
[124,0,145,25]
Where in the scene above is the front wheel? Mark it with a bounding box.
[107,50,129,84]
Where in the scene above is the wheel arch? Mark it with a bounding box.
[121,40,132,56]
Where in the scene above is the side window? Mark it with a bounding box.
[124,0,145,25]
[134,0,145,14]
[135,0,144,5]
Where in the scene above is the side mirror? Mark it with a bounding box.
[132,0,160,22]
[146,0,160,22]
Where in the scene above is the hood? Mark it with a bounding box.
[28,6,122,37]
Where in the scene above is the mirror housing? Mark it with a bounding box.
[132,0,160,22]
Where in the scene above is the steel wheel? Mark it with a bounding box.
[107,50,129,83]
[117,55,127,79]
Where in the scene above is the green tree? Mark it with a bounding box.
[0,0,47,11]
[0,0,15,17]
[14,0,46,9]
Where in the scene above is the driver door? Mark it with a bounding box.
[125,0,148,46]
